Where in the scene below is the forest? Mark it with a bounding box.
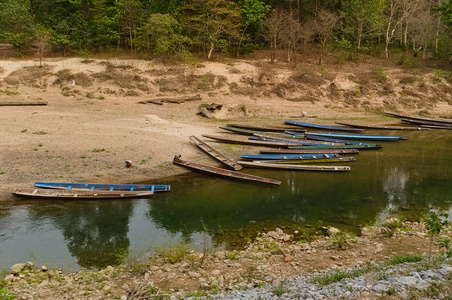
[1,0,452,64]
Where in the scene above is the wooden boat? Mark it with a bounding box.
[401,118,452,128]
[189,136,242,171]
[261,157,356,164]
[421,124,452,130]
[34,182,170,192]
[288,144,382,150]
[237,161,351,172]
[284,120,364,132]
[260,149,359,154]
[220,126,305,139]
[250,135,341,146]
[286,131,372,145]
[13,188,154,199]
[240,153,340,160]
[385,111,452,125]
[226,123,306,133]
[334,121,430,131]
[307,132,405,141]
[202,134,295,148]
[172,155,281,185]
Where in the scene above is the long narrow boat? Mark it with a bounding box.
[13,188,154,200]
[401,118,452,128]
[288,144,382,150]
[249,136,338,146]
[284,120,364,132]
[220,126,305,139]
[202,134,295,148]
[307,132,405,141]
[253,134,344,145]
[421,124,452,130]
[226,123,306,133]
[237,161,351,172]
[240,153,340,160]
[334,121,430,131]
[285,130,370,145]
[260,149,359,154]
[262,157,356,164]
[172,155,281,185]
[189,136,242,171]
[34,182,170,192]
[385,111,452,125]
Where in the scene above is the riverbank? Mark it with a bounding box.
[1,56,451,201]
[2,221,451,299]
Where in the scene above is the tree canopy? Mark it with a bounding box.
[0,0,451,61]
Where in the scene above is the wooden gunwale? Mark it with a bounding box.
[334,121,430,131]
[189,135,242,170]
[260,149,359,154]
[237,161,351,172]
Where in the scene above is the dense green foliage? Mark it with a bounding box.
[0,0,451,60]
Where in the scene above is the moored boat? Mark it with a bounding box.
[34,182,170,192]
[260,149,359,154]
[172,155,281,185]
[261,157,356,164]
[385,111,452,125]
[307,132,405,141]
[284,120,364,132]
[401,118,452,128]
[288,144,382,150]
[226,123,306,133]
[240,153,341,160]
[334,121,430,131]
[237,161,351,172]
[13,188,154,199]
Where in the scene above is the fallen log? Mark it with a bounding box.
[138,94,201,105]
[0,101,48,106]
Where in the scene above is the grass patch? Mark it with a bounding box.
[309,268,362,286]
[154,241,193,264]
[387,254,423,266]
[272,280,289,296]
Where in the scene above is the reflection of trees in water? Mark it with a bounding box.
[28,201,134,269]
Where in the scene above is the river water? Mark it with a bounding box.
[1,130,451,272]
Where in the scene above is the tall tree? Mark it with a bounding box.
[341,0,385,55]
[238,0,271,57]
[0,0,35,50]
[116,0,145,52]
[316,8,339,64]
[184,0,242,59]
[261,9,287,62]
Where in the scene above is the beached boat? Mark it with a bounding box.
[13,188,154,199]
[172,155,281,185]
[189,135,242,170]
[250,135,340,146]
[385,111,452,125]
[240,153,340,160]
[401,118,452,128]
[226,123,306,133]
[261,157,356,164]
[34,182,170,192]
[307,132,405,141]
[334,121,430,131]
[237,161,351,172]
[260,149,359,154]
[285,131,372,145]
[202,134,295,148]
[219,126,305,139]
[288,144,382,150]
[284,120,364,132]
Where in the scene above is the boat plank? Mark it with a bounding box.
[189,136,242,170]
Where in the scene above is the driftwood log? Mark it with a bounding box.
[138,94,201,105]
[0,101,48,106]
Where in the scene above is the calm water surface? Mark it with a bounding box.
[1,130,451,271]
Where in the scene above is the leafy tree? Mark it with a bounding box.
[424,210,449,262]
[137,13,191,57]
[238,0,271,56]
[341,0,385,55]
[184,0,242,59]
[116,0,146,52]
[0,0,36,51]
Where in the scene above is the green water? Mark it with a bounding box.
[0,130,451,271]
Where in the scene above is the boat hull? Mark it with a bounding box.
[34,182,170,192]
[13,188,154,199]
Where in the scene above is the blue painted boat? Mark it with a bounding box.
[34,182,170,192]
[240,153,340,160]
[284,120,364,132]
[288,144,382,150]
[306,132,405,141]
[249,135,336,146]
[285,130,371,145]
